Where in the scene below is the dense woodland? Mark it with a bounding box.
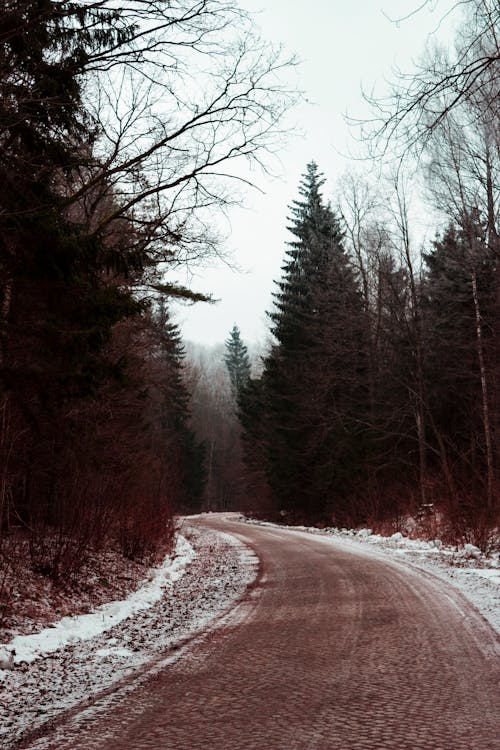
[239,158,499,538]
[186,327,255,512]
[0,0,498,594]
[236,0,500,539]
[0,0,292,581]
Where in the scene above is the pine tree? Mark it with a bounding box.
[224,325,251,397]
[0,1,142,388]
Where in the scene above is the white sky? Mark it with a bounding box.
[173,0,459,346]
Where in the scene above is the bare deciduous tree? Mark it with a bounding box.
[63,1,298,275]
[360,0,499,160]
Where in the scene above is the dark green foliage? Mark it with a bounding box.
[422,219,498,505]
[241,163,370,524]
[0,2,204,565]
[155,303,206,512]
[224,325,251,397]
[0,1,143,403]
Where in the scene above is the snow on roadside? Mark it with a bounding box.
[1,535,195,667]
[0,525,258,749]
[243,516,500,634]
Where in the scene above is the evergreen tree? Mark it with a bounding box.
[155,302,205,512]
[224,325,251,397]
[0,1,142,390]
[242,163,370,523]
[422,220,498,512]
[0,2,143,534]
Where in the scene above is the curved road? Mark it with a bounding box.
[31,516,499,749]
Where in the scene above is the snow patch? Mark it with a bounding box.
[0,525,257,749]
[357,528,372,538]
[0,534,195,667]
[95,646,134,658]
[461,568,500,584]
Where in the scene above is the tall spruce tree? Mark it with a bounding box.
[224,325,251,398]
[242,163,369,523]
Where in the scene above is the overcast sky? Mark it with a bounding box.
[173,0,459,346]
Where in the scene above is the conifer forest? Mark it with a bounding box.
[0,0,499,593]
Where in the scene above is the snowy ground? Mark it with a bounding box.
[243,516,500,635]
[1,513,497,748]
[0,524,258,749]
[0,536,170,642]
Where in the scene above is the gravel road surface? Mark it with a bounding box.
[23,515,500,750]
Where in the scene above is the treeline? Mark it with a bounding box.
[239,2,499,538]
[0,1,291,579]
[186,327,253,512]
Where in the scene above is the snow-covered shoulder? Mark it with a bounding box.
[0,525,257,749]
[0,535,195,667]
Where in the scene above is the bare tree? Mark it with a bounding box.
[60,1,298,276]
[424,96,499,239]
[1,1,297,302]
[388,174,431,504]
[361,0,499,160]
[337,173,393,417]
[426,124,497,508]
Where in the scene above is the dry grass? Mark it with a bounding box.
[0,528,174,643]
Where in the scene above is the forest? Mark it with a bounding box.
[0,0,293,584]
[0,0,498,602]
[189,0,500,545]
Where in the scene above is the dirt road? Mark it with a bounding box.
[26,516,499,750]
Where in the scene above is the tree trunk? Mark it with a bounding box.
[0,278,12,370]
[470,268,494,510]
